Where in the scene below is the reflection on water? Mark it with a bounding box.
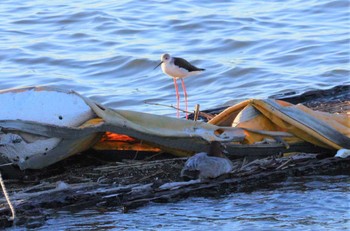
[32,175,349,230]
[1,0,349,116]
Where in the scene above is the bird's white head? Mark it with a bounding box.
[154,53,171,70]
[160,53,171,64]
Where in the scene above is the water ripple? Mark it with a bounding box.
[0,0,348,117]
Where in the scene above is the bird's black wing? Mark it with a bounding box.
[174,57,205,72]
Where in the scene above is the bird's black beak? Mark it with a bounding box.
[153,61,163,70]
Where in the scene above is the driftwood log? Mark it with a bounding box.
[0,154,349,228]
[0,85,349,229]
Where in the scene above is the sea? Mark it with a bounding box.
[1,0,349,230]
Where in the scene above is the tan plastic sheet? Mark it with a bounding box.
[0,87,349,170]
[209,99,350,150]
[0,87,244,169]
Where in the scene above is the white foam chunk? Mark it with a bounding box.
[0,88,94,127]
[0,133,60,169]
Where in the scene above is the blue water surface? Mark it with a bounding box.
[1,0,349,116]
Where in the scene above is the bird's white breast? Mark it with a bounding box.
[162,62,199,79]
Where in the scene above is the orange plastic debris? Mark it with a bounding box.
[93,132,161,152]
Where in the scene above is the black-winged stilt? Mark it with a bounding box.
[154,53,205,119]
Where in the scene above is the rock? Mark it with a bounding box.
[181,152,233,180]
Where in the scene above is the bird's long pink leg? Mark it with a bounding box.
[173,78,180,118]
[180,78,188,119]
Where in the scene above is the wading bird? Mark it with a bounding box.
[154,53,205,119]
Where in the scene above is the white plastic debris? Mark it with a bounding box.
[335,149,350,158]
[0,87,96,169]
[0,133,60,169]
[159,180,201,190]
[0,87,94,127]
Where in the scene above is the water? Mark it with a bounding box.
[26,175,349,230]
[1,0,349,229]
[1,0,349,116]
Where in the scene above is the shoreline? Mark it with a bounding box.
[0,85,349,229]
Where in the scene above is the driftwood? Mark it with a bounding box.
[0,154,349,228]
[121,155,350,212]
